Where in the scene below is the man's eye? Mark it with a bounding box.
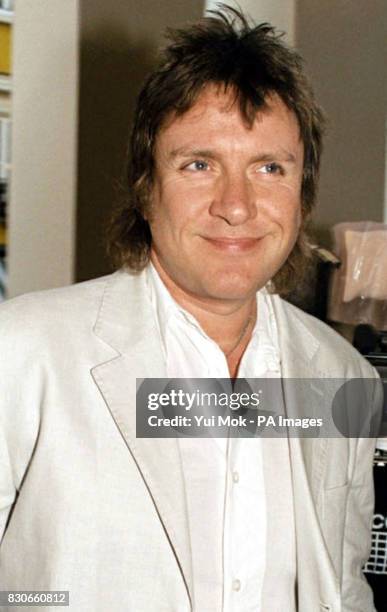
[260,162,284,175]
[185,160,210,171]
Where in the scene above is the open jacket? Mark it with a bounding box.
[0,269,382,611]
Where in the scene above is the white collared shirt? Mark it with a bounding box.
[146,263,296,612]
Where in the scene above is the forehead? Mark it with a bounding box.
[156,85,302,151]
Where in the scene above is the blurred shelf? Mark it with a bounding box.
[0,9,13,24]
[0,75,11,92]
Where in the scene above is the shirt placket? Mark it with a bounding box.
[223,437,243,611]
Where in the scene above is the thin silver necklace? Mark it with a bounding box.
[224,313,254,357]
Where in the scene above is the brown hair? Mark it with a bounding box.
[106,4,325,293]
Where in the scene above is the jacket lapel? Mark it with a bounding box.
[271,295,341,610]
[90,270,193,608]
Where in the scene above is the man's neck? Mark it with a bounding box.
[150,254,257,376]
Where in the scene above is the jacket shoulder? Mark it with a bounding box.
[0,274,114,348]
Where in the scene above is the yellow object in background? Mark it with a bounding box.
[0,23,11,74]
[0,224,6,246]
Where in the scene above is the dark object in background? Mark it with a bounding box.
[363,356,387,611]
[354,325,387,361]
[0,181,6,262]
[287,245,340,322]
[311,246,341,321]
[364,448,387,612]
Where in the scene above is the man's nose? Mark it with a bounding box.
[209,173,256,226]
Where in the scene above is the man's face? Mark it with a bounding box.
[149,86,304,303]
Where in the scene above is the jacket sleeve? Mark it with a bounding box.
[341,373,383,612]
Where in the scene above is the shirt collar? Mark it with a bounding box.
[146,262,209,348]
[146,261,280,368]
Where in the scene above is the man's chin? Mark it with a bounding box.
[197,275,263,303]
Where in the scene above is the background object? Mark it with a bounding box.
[328,222,387,330]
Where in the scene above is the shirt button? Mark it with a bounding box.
[232,579,241,592]
[232,471,239,483]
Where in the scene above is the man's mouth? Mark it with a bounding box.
[201,236,261,252]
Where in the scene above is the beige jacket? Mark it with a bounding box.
[0,269,381,611]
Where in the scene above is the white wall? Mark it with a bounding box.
[205,0,295,43]
[8,0,79,296]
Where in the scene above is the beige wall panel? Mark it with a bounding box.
[8,0,79,296]
[297,0,387,236]
[205,0,295,42]
[76,0,204,281]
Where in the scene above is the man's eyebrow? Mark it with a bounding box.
[168,147,218,160]
[168,147,297,163]
[250,151,297,164]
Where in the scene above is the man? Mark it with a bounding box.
[0,6,382,612]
